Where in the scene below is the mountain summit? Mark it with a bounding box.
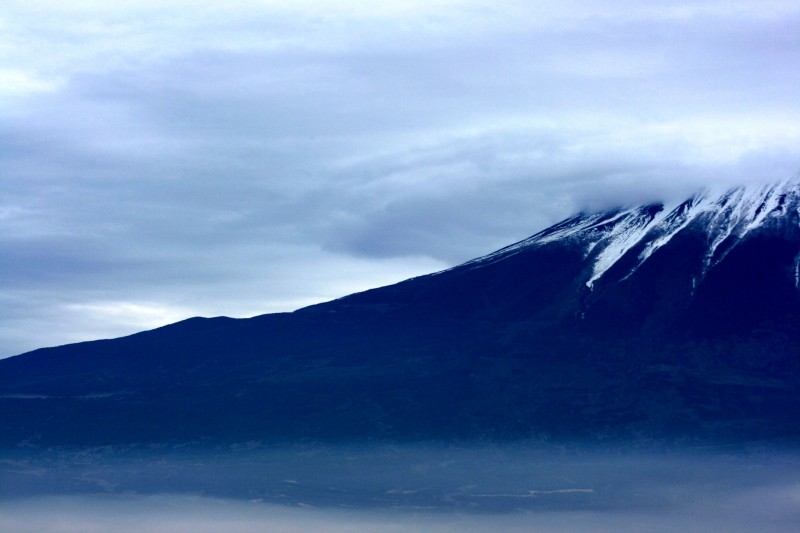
[3,177,800,447]
[515,174,800,289]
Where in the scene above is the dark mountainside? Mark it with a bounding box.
[2,177,800,448]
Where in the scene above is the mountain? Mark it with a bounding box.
[3,177,800,448]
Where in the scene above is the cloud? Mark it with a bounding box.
[1,0,799,355]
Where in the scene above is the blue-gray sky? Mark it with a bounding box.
[2,0,799,357]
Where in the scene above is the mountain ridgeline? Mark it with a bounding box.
[3,177,800,447]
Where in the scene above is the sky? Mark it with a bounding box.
[2,0,799,357]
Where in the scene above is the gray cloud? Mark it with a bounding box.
[1,1,799,355]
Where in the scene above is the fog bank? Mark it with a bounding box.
[1,446,799,532]
[2,489,799,533]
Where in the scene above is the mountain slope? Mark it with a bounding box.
[2,177,800,447]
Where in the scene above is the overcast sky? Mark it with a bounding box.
[2,0,799,357]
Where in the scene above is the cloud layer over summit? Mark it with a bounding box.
[2,0,799,356]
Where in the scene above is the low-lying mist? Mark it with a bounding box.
[1,445,798,532]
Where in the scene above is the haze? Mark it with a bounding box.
[2,446,799,532]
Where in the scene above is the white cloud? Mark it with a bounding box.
[64,300,195,331]
[0,68,60,95]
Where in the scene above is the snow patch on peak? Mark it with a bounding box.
[630,198,702,271]
[794,252,800,290]
[698,175,800,271]
[585,205,666,288]
[533,211,623,246]
[588,175,800,288]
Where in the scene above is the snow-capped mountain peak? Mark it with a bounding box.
[465,174,800,289]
